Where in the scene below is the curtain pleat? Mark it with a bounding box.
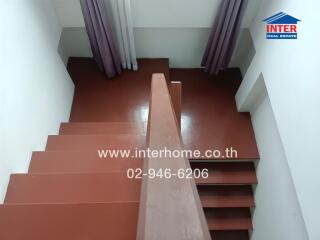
[201,0,248,75]
[112,0,138,70]
[80,0,122,78]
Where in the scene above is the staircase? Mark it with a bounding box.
[0,70,257,239]
[1,122,145,239]
[193,161,256,239]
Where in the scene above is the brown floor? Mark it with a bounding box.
[68,58,169,123]
[171,69,259,159]
[67,58,258,159]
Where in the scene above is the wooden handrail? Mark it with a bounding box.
[137,74,211,240]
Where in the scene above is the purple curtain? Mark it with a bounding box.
[80,0,121,78]
[201,0,248,75]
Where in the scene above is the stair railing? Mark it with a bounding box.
[137,73,211,240]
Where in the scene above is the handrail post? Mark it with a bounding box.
[170,81,182,129]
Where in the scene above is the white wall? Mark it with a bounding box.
[249,76,308,240]
[53,0,258,28]
[52,0,259,68]
[52,0,85,27]
[229,28,256,76]
[0,0,74,202]
[134,28,210,68]
[59,27,210,68]
[59,27,93,59]
[53,0,221,28]
[236,0,320,238]
[131,0,218,28]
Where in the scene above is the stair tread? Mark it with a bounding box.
[0,203,138,240]
[5,173,140,204]
[60,122,146,135]
[45,134,145,151]
[211,230,249,240]
[29,151,143,173]
[198,185,254,208]
[205,208,252,230]
[192,162,257,184]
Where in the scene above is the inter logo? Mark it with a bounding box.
[263,12,301,39]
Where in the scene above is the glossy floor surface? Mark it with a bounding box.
[68,58,258,159]
[171,69,258,159]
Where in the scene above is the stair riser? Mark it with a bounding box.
[0,203,139,240]
[5,173,141,204]
[45,135,145,151]
[59,122,146,135]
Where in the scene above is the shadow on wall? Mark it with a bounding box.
[229,28,256,77]
[58,27,93,65]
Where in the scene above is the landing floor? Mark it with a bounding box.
[67,58,258,159]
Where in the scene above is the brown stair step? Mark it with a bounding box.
[198,185,254,208]
[60,122,146,135]
[211,230,249,240]
[46,134,145,151]
[191,162,257,185]
[0,202,138,240]
[205,208,252,230]
[29,151,143,173]
[5,173,140,204]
